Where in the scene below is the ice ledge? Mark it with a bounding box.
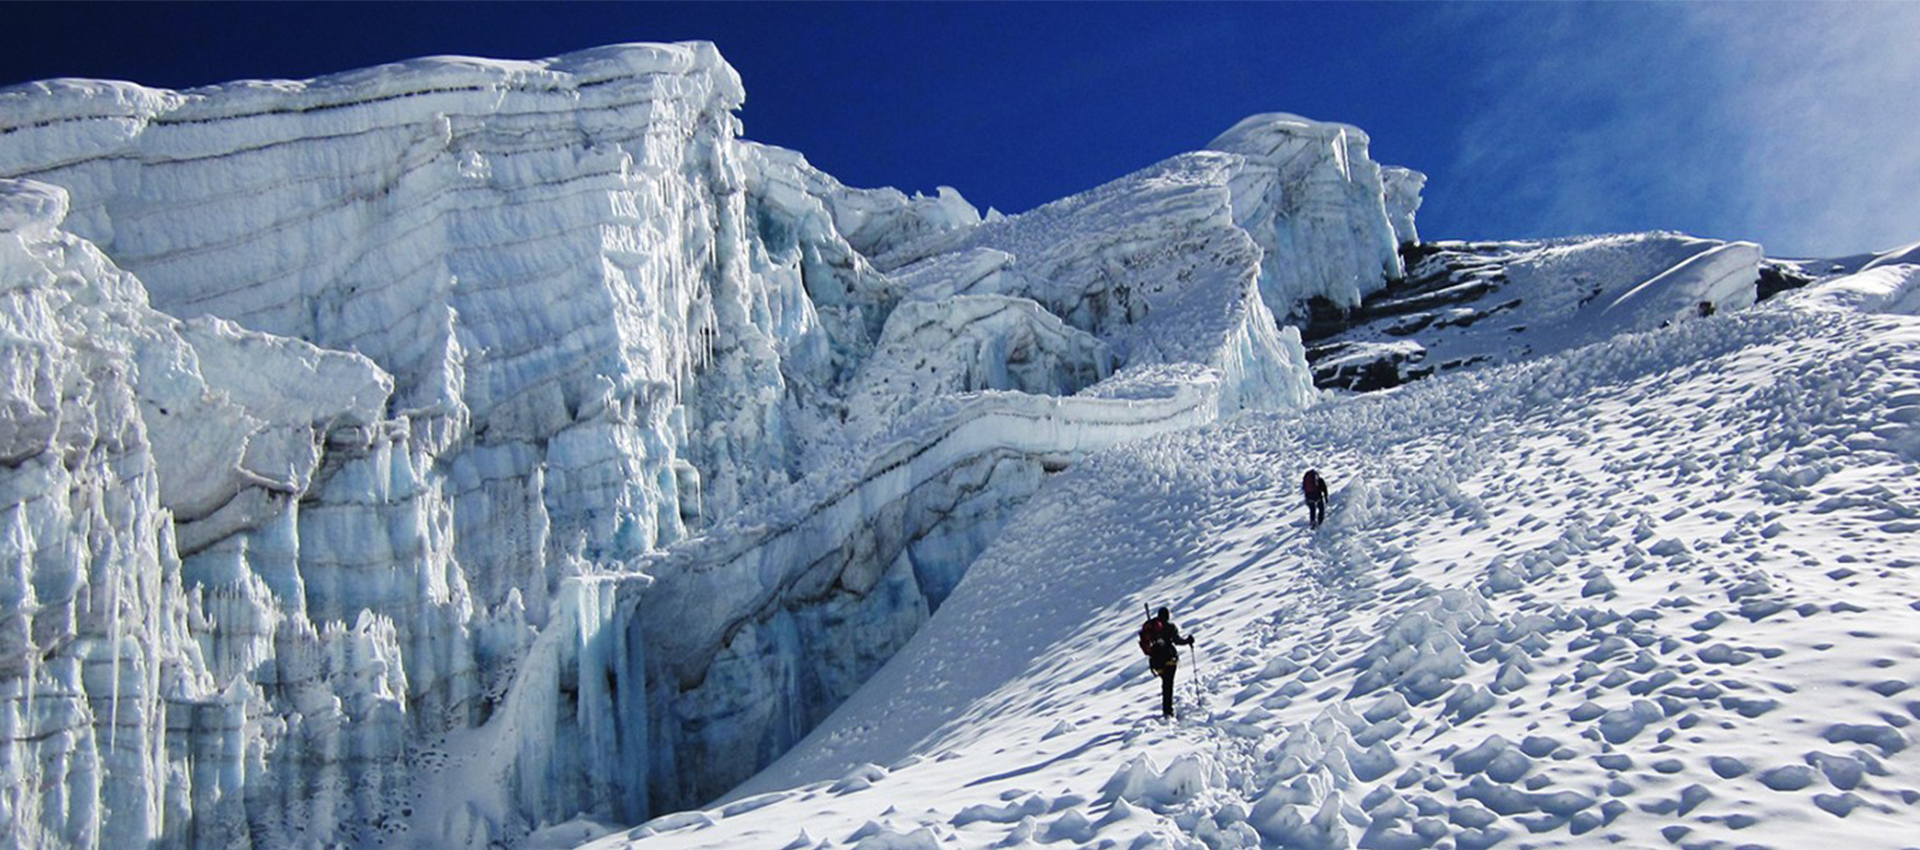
[0,179,69,235]
[1208,112,1374,157]
[0,41,741,128]
[643,377,1227,691]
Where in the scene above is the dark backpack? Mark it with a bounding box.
[1139,619,1175,662]
[1303,470,1321,497]
[1139,619,1167,657]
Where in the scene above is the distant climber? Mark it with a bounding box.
[1302,468,1330,529]
[1138,607,1196,718]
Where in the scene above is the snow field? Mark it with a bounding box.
[606,300,1920,849]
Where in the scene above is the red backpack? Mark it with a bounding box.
[1138,618,1167,657]
[1128,621,1175,663]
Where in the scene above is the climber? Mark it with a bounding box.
[1138,607,1196,718]
[1302,468,1330,529]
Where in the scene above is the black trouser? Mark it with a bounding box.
[1156,659,1177,716]
[1307,495,1326,528]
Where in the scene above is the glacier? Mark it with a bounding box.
[0,40,1470,847]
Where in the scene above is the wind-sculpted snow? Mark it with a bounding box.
[1306,232,1770,391]
[866,147,1345,415]
[604,290,1920,850]
[873,114,1418,344]
[1794,263,1920,316]
[0,40,1409,848]
[1600,240,1761,328]
[1861,240,1920,273]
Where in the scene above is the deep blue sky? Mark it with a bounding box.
[7,2,1917,256]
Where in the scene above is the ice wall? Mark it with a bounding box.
[1208,113,1414,311]
[0,43,817,846]
[0,179,411,847]
[0,179,186,848]
[1382,166,1426,247]
[0,42,1420,846]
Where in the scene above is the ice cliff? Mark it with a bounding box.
[0,40,1440,847]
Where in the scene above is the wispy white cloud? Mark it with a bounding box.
[1433,3,1920,256]
[1700,3,1920,256]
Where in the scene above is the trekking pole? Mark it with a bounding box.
[1190,641,1203,702]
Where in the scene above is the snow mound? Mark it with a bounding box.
[1794,264,1920,315]
[1861,240,1920,272]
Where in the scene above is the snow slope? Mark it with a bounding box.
[601,291,1920,849]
